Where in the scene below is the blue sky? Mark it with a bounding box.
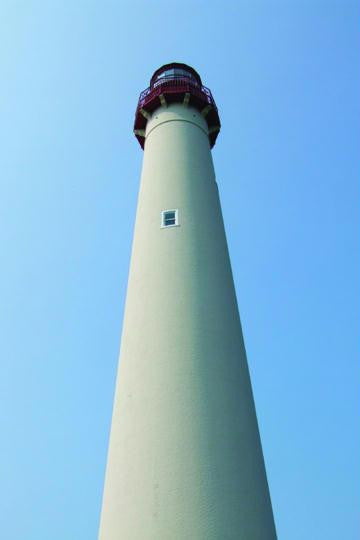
[0,1,359,538]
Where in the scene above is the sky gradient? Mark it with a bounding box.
[0,1,359,539]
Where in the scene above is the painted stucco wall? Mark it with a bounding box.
[99,103,276,539]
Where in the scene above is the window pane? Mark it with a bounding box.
[162,210,177,227]
[163,210,176,227]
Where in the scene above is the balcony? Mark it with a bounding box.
[134,73,220,149]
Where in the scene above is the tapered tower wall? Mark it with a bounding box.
[99,101,276,539]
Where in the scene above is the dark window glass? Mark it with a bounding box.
[163,211,176,226]
[155,68,195,82]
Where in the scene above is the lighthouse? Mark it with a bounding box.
[99,63,277,539]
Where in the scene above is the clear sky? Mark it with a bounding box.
[0,1,359,539]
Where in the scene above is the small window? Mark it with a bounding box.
[161,209,179,228]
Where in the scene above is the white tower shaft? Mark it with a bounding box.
[99,101,276,539]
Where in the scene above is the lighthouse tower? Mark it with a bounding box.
[99,63,277,539]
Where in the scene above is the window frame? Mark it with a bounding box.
[161,209,179,229]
